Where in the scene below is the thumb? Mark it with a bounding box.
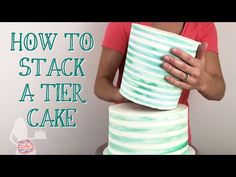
[196,42,208,59]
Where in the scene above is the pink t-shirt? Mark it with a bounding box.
[102,22,218,143]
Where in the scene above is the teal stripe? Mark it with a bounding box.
[132,24,199,48]
[120,88,177,109]
[121,81,179,102]
[109,131,187,144]
[123,67,180,91]
[108,140,188,154]
[124,60,173,80]
[123,65,164,83]
[132,28,193,48]
[126,56,168,76]
[123,73,179,93]
[131,30,198,54]
[110,112,186,122]
[109,120,187,133]
[129,38,170,55]
[123,70,158,88]
[122,75,180,96]
[127,50,162,66]
[182,148,190,155]
[128,43,167,60]
[124,67,164,83]
[124,60,144,76]
[122,78,180,102]
[123,71,178,90]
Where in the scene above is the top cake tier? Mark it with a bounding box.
[120,23,200,110]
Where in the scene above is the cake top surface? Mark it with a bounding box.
[109,102,187,115]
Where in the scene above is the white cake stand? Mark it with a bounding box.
[102,145,196,155]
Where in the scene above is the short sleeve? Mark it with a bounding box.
[197,22,218,53]
[102,22,131,54]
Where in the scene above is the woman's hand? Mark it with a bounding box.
[162,42,225,100]
[162,42,209,92]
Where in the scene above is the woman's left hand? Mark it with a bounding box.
[162,42,209,92]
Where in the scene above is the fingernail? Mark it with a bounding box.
[165,76,170,80]
[165,55,170,60]
[172,48,178,53]
[162,62,167,68]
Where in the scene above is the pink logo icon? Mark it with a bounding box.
[17,139,35,154]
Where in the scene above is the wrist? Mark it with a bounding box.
[111,87,122,101]
[112,87,128,103]
[197,72,210,94]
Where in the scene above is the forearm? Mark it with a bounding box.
[198,73,226,101]
[94,76,124,102]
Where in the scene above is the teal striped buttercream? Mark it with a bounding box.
[122,72,176,91]
[109,131,187,144]
[129,38,171,56]
[120,79,180,103]
[109,121,187,133]
[127,51,163,67]
[120,23,200,110]
[126,56,169,76]
[123,62,168,82]
[120,87,178,109]
[109,121,187,134]
[108,140,188,155]
[106,103,189,155]
[110,109,187,121]
[130,30,198,56]
[128,42,168,62]
[132,24,199,49]
[132,29,198,53]
[122,74,180,94]
[120,89,178,110]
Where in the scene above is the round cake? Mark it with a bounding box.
[106,102,190,155]
[120,23,200,110]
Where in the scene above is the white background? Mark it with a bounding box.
[190,23,236,154]
[0,22,235,154]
